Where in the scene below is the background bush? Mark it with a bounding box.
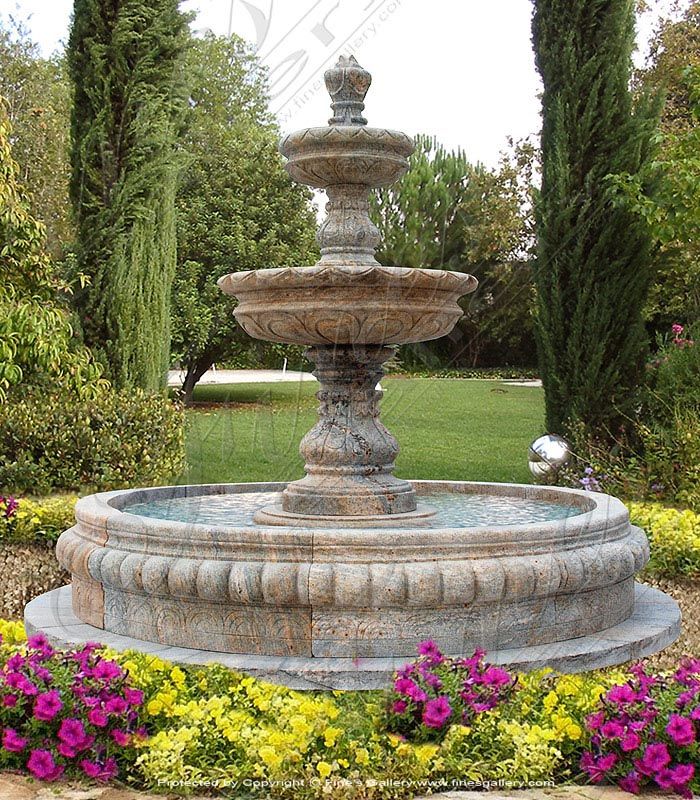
[0,390,184,494]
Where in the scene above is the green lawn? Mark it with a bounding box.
[183,378,545,485]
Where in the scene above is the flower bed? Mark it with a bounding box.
[0,621,697,798]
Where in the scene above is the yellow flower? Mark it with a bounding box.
[355,748,370,765]
[414,744,439,765]
[170,667,186,687]
[317,761,333,779]
[323,726,343,747]
[147,699,163,715]
[543,691,559,712]
[259,745,283,769]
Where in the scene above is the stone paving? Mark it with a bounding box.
[0,774,691,800]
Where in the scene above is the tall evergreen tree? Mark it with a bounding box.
[68,0,188,391]
[532,0,659,435]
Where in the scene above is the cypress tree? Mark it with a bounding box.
[532,0,659,435]
[68,0,188,391]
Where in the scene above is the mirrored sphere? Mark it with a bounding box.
[528,434,571,478]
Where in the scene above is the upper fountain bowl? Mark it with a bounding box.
[280,126,414,189]
[217,264,477,346]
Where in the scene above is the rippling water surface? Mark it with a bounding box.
[124,490,584,528]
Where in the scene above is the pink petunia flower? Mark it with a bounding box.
[33,690,63,721]
[422,696,452,728]
[665,714,696,746]
[620,732,641,752]
[58,719,88,748]
[636,742,671,775]
[124,687,144,706]
[26,749,64,781]
[601,719,626,739]
[111,729,130,746]
[91,660,123,681]
[618,771,641,794]
[87,708,109,728]
[2,728,28,752]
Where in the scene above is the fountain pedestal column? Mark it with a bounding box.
[254,345,436,525]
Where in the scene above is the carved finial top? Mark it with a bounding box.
[324,55,371,126]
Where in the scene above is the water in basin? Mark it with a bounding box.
[123,491,584,528]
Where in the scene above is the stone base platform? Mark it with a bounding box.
[26,584,680,690]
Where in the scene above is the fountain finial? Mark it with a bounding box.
[324,55,371,126]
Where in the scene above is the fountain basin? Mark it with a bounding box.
[279,126,414,188]
[43,479,680,689]
[218,265,477,346]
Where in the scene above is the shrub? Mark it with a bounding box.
[0,390,184,494]
[581,660,699,798]
[0,495,76,545]
[628,502,700,578]
[0,627,144,783]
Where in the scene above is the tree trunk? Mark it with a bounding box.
[181,359,212,405]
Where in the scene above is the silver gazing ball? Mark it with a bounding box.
[528,434,571,478]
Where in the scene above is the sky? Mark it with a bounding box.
[2,0,680,168]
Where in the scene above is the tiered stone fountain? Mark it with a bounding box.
[27,57,680,689]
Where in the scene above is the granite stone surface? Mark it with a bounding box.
[26,583,680,690]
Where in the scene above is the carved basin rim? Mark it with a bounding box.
[218,265,478,296]
[279,125,414,157]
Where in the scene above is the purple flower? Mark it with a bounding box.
[636,742,671,775]
[391,699,407,714]
[654,764,694,796]
[394,677,427,704]
[124,687,144,706]
[5,672,38,696]
[91,660,123,681]
[481,666,512,687]
[665,714,696,746]
[111,729,130,746]
[587,710,605,730]
[33,690,63,721]
[79,756,118,781]
[601,719,626,739]
[27,749,64,781]
[618,771,641,794]
[422,696,452,729]
[58,719,87,748]
[620,732,641,752]
[104,695,128,715]
[581,752,618,783]
[606,684,638,706]
[417,640,444,664]
[87,708,109,728]
[2,728,28,752]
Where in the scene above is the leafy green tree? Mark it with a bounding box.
[632,2,700,325]
[370,135,536,367]
[531,0,660,435]
[172,34,317,402]
[68,0,189,391]
[0,21,72,258]
[0,99,104,402]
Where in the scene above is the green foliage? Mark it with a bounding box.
[370,136,537,368]
[611,65,700,325]
[0,100,105,402]
[171,34,317,402]
[629,501,700,577]
[0,19,72,258]
[531,0,660,435]
[0,495,76,545]
[68,0,189,391]
[0,389,185,494]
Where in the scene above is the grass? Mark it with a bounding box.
[183,378,545,486]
